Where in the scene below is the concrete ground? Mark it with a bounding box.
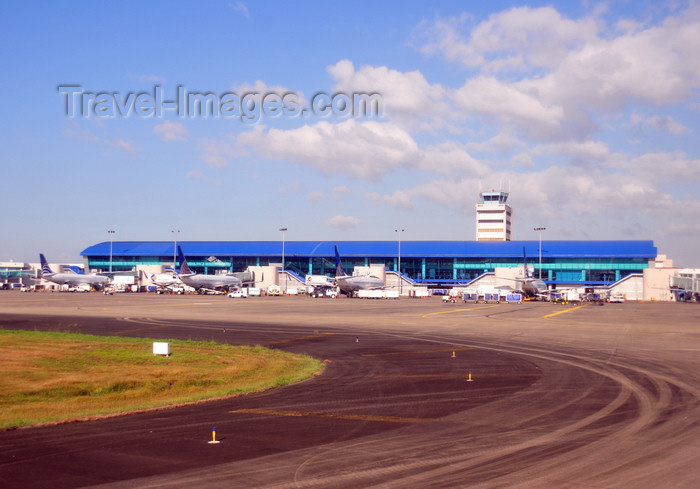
[0,292,698,488]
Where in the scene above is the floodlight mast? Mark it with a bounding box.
[280,227,288,292]
[395,228,404,295]
[534,227,546,279]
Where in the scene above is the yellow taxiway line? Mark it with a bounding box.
[230,408,429,424]
[269,333,335,345]
[543,304,588,319]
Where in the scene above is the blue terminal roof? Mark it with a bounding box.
[82,240,657,259]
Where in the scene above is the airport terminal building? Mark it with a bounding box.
[80,240,658,288]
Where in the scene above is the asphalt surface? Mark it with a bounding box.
[0,292,698,488]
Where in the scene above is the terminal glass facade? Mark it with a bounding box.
[82,240,656,287]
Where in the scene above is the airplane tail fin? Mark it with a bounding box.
[334,246,345,277]
[177,246,193,275]
[39,254,54,276]
[523,247,531,279]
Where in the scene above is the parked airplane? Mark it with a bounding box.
[333,246,385,295]
[518,248,548,299]
[149,270,184,293]
[176,246,241,292]
[39,254,110,288]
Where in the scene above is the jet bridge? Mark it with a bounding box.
[670,273,700,302]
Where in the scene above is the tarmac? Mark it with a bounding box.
[0,292,698,488]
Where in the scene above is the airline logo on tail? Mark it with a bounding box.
[176,246,194,275]
[334,246,346,277]
[39,254,54,276]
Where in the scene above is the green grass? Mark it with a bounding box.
[0,329,324,430]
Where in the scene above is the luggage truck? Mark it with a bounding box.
[463,291,478,303]
[505,292,523,303]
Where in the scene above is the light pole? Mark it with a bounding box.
[107,229,115,273]
[279,227,287,292]
[395,228,404,296]
[534,227,546,280]
[171,230,180,271]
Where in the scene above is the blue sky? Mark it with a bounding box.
[1,1,698,266]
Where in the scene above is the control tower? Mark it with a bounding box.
[476,190,512,241]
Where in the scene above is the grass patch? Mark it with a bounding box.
[0,328,324,430]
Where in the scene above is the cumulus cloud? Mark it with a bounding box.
[109,138,138,153]
[62,122,100,142]
[365,145,700,230]
[198,136,241,168]
[419,141,490,175]
[230,79,306,108]
[184,4,698,264]
[328,59,454,131]
[63,123,139,154]
[413,6,700,142]
[324,214,361,230]
[415,7,599,73]
[451,76,566,141]
[235,120,421,180]
[305,186,352,202]
[153,121,189,141]
[304,191,324,202]
[366,189,415,210]
[645,115,691,136]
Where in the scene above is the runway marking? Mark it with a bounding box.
[422,305,500,318]
[230,408,429,424]
[543,304,588,319]
[269,333,335,345]
[361,347,475,357]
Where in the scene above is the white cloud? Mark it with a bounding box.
[304,186,351,202]
[188,5,699,262]
[328,59,454,131]
[153,121,189,141]
[365,145,700,228]
[228,2,250,18]
[109,138,138,153]
[230,79,306,107]
[186,170,222,186]
[645,115,691,136]
[611,152,700,184]
[419,141,490,175]
[304,191,324,202]
[416,7,599,73]
[366,189,415,210]
[414,6,700,142]
[235,120,421,180]
[530,140,612,167]
[198,136,241,168]
[451,76,566,141]
[324,214,360,230]
[62,122,100,142]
